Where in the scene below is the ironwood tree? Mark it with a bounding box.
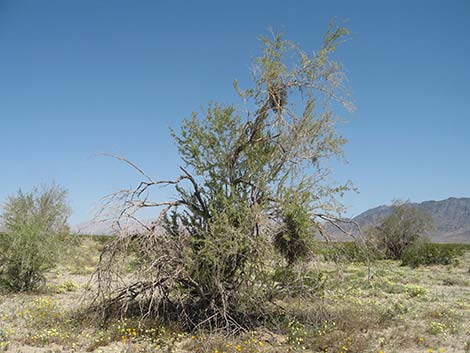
[370,201,433,260]
[95,23,354,331]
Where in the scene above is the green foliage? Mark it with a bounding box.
[0,184,71,291]
[401,241,469,267]
[274,188,315,265]
[319,241,383,263]
[286,319,308,347]
[97,23,353,330]
[370,201,433,260]
[52,280,79,294]
[405,284,428,298]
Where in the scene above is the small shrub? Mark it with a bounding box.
[427,321,446,335]
[286,319,308,347]
[320,241,383,263]
[382,301,409,321]
[52,280,79,294]
[405,284,427,298]
[401,241,465,267]
[0,184,71,292]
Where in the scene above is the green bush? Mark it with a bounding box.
[319,241,383,263]
[0,184,71,291]
[401,241,469,268]
[369,201,433,260]
[273,190,315,265]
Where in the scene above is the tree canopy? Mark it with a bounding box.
[95,23,354,331]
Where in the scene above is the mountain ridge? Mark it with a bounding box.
[352,197,470,243]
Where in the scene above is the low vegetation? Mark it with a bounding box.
[0,237,469,352]
[401,241,470,268]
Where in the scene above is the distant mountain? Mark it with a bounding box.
[73,218,152,236]
[353,197,470,243]
[73,219,114,235]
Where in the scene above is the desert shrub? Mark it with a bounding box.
[405,284,428,298]
[401,241,466,267]
[0,184,71,291]
[95,23,355,331]
[369,201,433,260]
[53,280,79,293]
[319,241,383,263]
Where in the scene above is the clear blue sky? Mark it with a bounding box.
[1,0,469,225]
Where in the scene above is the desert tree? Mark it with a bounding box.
[95,23,355,331]
[369,200,433,260]
[0,183,71,291]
